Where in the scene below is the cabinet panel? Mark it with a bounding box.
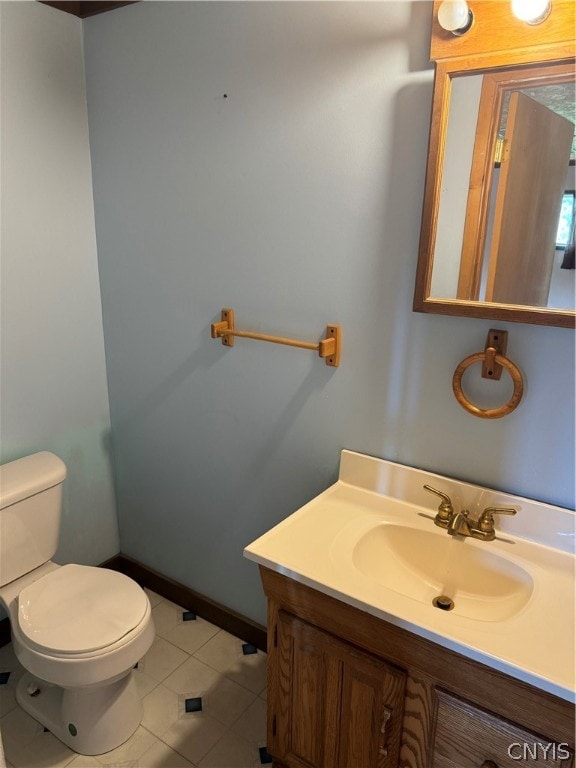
[269,610,405,768]
[399,675,436,768]
[432,690,574,768]
[339,648,404,768]
[289,633,327,765]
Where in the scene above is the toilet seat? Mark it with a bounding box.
[18,564,149,655]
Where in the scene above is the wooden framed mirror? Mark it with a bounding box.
[414,0,575,327]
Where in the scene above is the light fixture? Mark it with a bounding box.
[511,0,551,24]
[437,0,474,35]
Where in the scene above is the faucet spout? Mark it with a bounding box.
[447,510,472,537]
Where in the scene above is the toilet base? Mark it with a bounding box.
[16,670,143,755]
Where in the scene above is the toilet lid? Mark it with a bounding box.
[18,564,149,654]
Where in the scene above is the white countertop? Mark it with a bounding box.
[244,450,576,702]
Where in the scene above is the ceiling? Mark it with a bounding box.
[40,2,138,18]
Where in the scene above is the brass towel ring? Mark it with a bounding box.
[452,349,524,419]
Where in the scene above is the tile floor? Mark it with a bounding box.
[0,590,270,768]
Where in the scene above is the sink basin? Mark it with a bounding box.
[245,450,575,700]
[352,523,534,622]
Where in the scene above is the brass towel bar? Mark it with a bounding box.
[211,308,341,367]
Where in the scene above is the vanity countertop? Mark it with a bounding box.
[244,450,575,702]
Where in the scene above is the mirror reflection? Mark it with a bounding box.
[430,63,575,312]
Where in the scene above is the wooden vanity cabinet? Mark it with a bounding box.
[270,610,406,767]
[261,567,575,768]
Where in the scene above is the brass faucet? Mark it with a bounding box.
[446,509,473,537]
[423,485,517,541]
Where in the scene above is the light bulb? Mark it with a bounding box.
[437,0,474,35]
[511,0,551,24]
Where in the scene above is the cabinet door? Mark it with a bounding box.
[432,690,574,768]
[268,610,405,768]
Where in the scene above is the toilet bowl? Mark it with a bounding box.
[0,452,156,755]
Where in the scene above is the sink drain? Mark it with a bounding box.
[433,595,454,611]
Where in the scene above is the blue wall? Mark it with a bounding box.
[84,2,575,625]
[1,2,119,569]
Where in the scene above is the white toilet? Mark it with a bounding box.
[0,452,155,755]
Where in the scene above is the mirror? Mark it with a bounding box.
[415,54,576,327]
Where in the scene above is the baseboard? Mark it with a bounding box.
[0,555,267,652]
[103,554,268,652]
[0,616,10,648]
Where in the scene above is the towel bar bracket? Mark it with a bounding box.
[482,329,507,380]
[210,308,341,367]
[320,325,341,367]
[211,308,236,347]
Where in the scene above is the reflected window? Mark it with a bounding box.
[556,189,575,249]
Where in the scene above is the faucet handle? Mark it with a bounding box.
[478,506,517,532]
[423,484,454,523]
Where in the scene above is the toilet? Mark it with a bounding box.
[0,452,155,755]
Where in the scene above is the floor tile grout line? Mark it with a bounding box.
[145,635,194,684]
[196,721,269,768]
[153,624,223,660]
[140,722,200,766]
[140,650,263,742]
[187,651,267,698]
[151,622,267,698]
[151,596,260,657]
[151,678,258,733]
[145,705,256,768]
[153,711,267,768]
[152,601,266,668]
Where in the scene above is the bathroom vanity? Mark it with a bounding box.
[244,451,575,767]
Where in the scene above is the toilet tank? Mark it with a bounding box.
[0,452,67,587]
